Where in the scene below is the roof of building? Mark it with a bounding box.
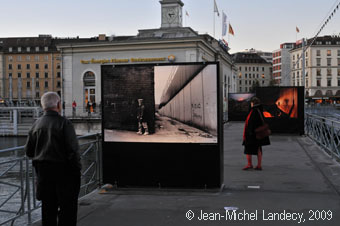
[0,27,232,61]
[56,27,232,58]
[232,52,270,64]
[292,35,340,50]
[0,36,93,53]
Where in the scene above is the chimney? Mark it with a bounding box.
[98,34,106,41]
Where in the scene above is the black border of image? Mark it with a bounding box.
[101,62,223,189]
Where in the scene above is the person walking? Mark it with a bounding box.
[24,92,81,226]
[72,100,77,117]
[242,97,270,170]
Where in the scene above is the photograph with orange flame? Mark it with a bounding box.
[262,88,298,119]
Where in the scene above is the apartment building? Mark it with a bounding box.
[0,36,62,105]
[232,52,272,93]
[0,36,93,105]
[245,48,273,63]
[290,36,340,103]
[272,43,295,86]
[0,46,4,101]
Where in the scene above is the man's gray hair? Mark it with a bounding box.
[41,92,61,110]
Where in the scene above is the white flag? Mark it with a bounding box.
[214,0,220,17]
[222,11,227,36]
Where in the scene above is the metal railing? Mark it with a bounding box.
[305,113,340,161]
[63,106,101,119]
[0,133,102,225]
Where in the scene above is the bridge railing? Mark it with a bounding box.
[0,133,102,225]
[305,113,340,161]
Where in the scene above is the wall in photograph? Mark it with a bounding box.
[256,87,304,134]
[158,65,217,136]
[228,93,255,121]
[102,66,155,133]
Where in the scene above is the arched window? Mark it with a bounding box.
[314,90,322,97]
[335,90,340,96]
[325,90,333,97]
[83,71,96,112]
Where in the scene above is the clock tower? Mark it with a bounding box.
[160,0,184,28]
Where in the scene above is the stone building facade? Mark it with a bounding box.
[290,36,340,102]
[58,0,235,117]
[232,52,272,93]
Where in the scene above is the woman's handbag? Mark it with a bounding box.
[255,109,271,140]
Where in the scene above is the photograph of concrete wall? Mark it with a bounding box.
[102,64,218,143]
[228,93,255,121]
[256,87,304,134]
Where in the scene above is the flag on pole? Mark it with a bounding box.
[296,26,300,33]
[228,23,234,36]
[222,11,227,36]
[214,0,220,16]
[186,10,189,17]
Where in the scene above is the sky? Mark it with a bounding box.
[1,0,340,53]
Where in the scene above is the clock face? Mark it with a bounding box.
[164,7,177,23]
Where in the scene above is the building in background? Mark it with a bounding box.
[58,0,235,117]
[243,48,273,63]
[232,52,272,93]
[0,46,4,102]
[290,35,340,103]
[0,36,91,106]
[272,43,295,86]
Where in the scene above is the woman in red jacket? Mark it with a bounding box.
[242,97,270,170]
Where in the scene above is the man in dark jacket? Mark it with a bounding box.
[24,92,81,226]
[136,99,149,135]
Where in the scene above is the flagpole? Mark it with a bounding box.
[213,8,215,38]
[296,31,297,42]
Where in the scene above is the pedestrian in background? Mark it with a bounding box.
[24,92,81,226]
[72,100,77,117]
[242,97,270,170]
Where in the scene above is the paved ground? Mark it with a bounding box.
[104,114,217,143]
[33,122,340,226]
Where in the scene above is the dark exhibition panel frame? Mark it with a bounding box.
[228,93,255,121]
[255,86,304,134]
[101,62,223,188]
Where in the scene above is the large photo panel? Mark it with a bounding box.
[103,64,218,143]
[101,62,223,188]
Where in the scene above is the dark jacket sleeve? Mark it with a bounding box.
[63,119,82,171]
[244,109,263,145]
[24,129,36,158]
[250,108,271,146]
